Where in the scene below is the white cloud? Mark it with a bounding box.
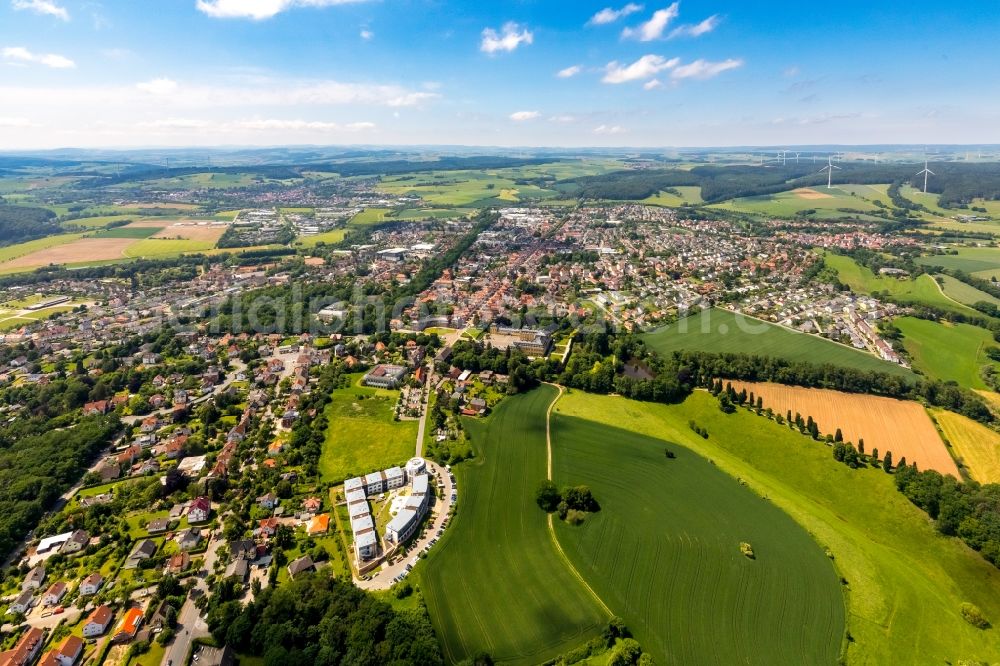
[0,117,36,128]
[784,65,801,78]
[509,110,540,121]
[602,54,678,83]
[195,0,366,20]
[549,114,576,123]
[669,15,720,39]
[2,78,439,110]
[670,58,743,80]
[557,65,582,78]
[137,117,376,133]
[594,124,625,135]
[11,0,68,20]
[360,28,373,40]
[136,78,179,95]
[643,78,662,90]
[480,22,533,54]
[622,3,679,41]
[2,46,75,68]
[587,3,643,26]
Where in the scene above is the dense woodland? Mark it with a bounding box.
[0,415,119,560]
[0,204,60,244]
[206,571,443,665]
[556,163,1000,206]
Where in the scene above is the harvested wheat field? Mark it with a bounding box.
[793,187,833,200]
[4,237,135,268]
[728,381,959,476]
[151,221,228,242]
[975,390,1000,416]
[932,409,1000,483]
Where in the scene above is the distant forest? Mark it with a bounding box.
[556,163,1000,206]
[0,204,60,244]
[78,156,559,188]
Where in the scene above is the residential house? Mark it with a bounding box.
[22,565,45,591]
[307,514,330,536]
[60,530,89,554]
[79,572,103,596]
[164,552,190,576]
[175,528,202,551]
[0,627,44,666]
[42,581,67,606]
[40,635,83,666]
[112,607,143,644]
[287,554,315,579]
[187,496,211,523]
[83,605,113,637]
[146,518,171,535]
[257,518,278,538]
[257,493,278,511]
[124,539,157,569]
[7,590,34,615]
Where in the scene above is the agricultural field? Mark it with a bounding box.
[61,214,136,229]
[0,232,84,264]
[554,390,1000,665]
[727,381,958,476]
[937,274,1000,307]
[419,387,608,665]
[377,171,558,207]
[642,307,913,377]
[932,409,1000,483]
[318,373,416,483]
[91,225,163,239]
[894,316,1000,390]
[708,185,885,219]
[916,246,1000,278]
[641,186,704,206]
[824,252,980,315]
[122,238,217,257]
[551,414,845,665]
[296,229,347,247]
[2,237,135,268]
[392,207,473,221]
[348,208,390,227]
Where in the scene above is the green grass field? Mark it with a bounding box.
[554,390,1000,665]
[296,229,347,247]
[708,185,884,219]
[123,238,217,257]
[643,307,913,377]
[420,386,608,664]
[916,246,1000,276]
[318,373,416,482]
[91,226,163,239]
[378,171,559,207]
[825,252,981,315]
[641,186,704,206]
[347,208,391,227]
[61,214,136,229]
[937,274,1000,307]
[895,316,999,390]
[551,414,845,665]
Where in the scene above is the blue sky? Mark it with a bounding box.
[0,0,998,148]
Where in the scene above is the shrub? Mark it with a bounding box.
[739,542,755,559]
[961,602,991,629]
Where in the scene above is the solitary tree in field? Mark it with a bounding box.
[857,440,865,456]
[834,428,843,443]
[871,447,879,464]
[786,410,793,425]
[883,451,893,473]
[898,456,907,470]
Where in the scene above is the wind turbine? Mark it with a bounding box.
[819,156,840,189]
[794,152,801,164]
[916,159,935,194]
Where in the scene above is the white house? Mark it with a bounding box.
[83,605,113,637]
[7,589,34,615]
[79,572,103,596]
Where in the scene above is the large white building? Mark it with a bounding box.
[384,473,431,546]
